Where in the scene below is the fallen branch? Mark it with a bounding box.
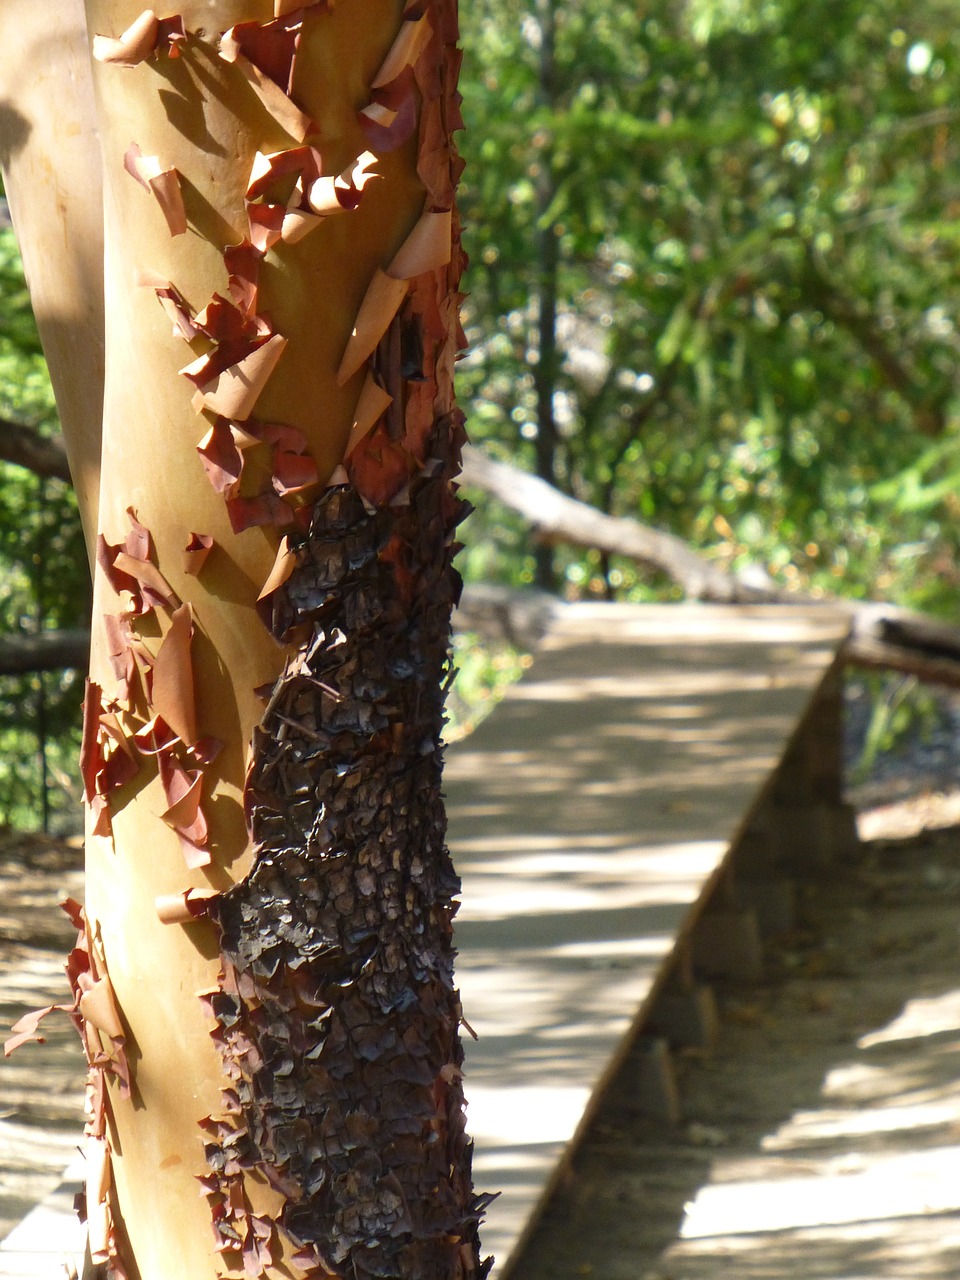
[459,444,777,604]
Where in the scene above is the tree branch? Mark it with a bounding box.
[0,628,89,675]
[0,418,72,482]
[459,443,773,602]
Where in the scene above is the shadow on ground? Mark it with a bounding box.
[513,803,960,1280]
[0,832,84,1239]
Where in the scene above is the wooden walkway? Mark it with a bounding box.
[448,602,852,1272]
[0,602,853,1277]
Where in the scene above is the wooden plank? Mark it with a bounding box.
[2,602,849,1275]
[448,602,850,1274]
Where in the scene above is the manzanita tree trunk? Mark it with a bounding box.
[2,4,489,1278]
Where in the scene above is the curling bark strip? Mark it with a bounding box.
[3,0,493,1276]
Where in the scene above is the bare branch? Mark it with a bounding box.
[0,628,89,675]
[0,419,72,483]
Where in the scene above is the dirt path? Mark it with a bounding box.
[515,791,960,1280]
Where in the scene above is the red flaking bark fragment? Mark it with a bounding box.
[5,1004,65,1056]
[222,17,300,93]
[97,536,144,615]
[62,897,84,931]
[336,270,409,385]
[131,714,179,755]
[156,15,186,54]
[159,754,210,867]
[188,736,224,766]
[93,10,183,65]
[346,426,415,507]
[246,147,329,248]
[271,450,318,495]
[277,206,323,245]
[255,536,297,630]
[83,936,133,1104]
[156,887,219,926]
[97,714,140,794]
[192,334,288,421]
[194,293,267,346]
[183,532,214,576]
[240,418,319,496]
[197,419,245,497]
[387,208,452,280]
[80,681,104,805]
[307,150,380,216]
[152,281,199,340]
[78,975,125,1041]
[90,794,113,838]
[112,551,179,611]
[417,96,455,209]
[91,9,158,66]
[359,86,418,154]
[123,143,187,236]
[219,18,314,141]
[344,371,392,460]
[85,1135,116,1267]
[247,202,286,254]
[247,146,317,201]
[242,1213,276,1276]
[151,603,197,747]
[123,505,152,562]
[224,242,262,317]
[226,493,295,534]
[372,9,432,88]
[179,293,273,395]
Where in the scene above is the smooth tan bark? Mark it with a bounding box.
[50,3,425,1275]
[0,0,105,547]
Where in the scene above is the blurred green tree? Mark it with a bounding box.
[457,0,960,609]
[5,0,960,828]
[0,218,88,829]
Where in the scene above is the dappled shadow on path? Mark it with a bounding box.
[514,818,960,1280]
[446,603,850,1268]
[0,831,85,1239]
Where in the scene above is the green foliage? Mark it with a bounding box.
[0,224,87,832]
[848,672,951,784]
[6,2,960,823]
[457,0,960,613]
[445,632,532,740]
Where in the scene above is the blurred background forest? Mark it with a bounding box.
[3,0,960,829]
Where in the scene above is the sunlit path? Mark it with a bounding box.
[448,601,850,1271]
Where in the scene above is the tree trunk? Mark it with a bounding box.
[0,0,105,550]
[531,0,559,592]
[2,4,487,1278]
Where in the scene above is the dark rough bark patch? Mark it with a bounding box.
[204,432,492,1279]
